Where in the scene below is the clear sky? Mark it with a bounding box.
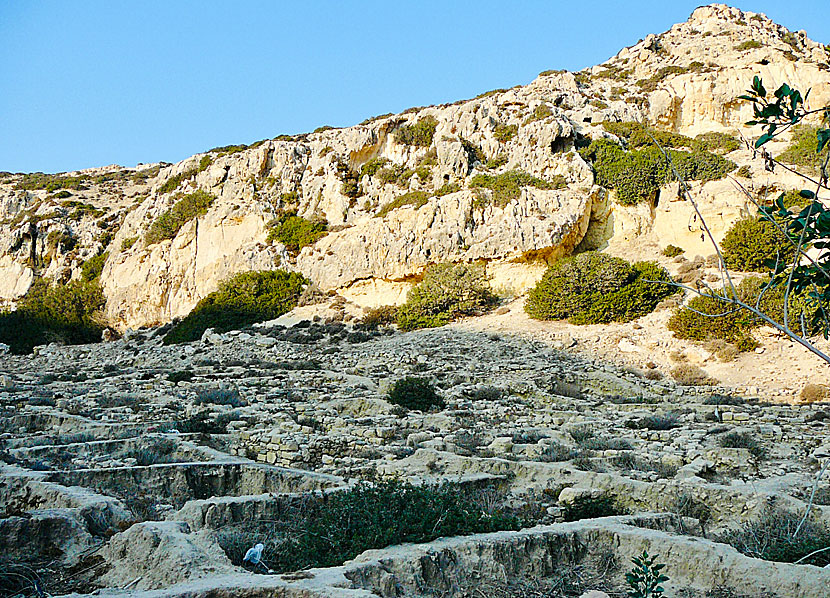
[1,1,827,174]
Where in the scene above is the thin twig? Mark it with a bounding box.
[794,458,830,538]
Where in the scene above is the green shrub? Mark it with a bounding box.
[396,263,497,331]
[562,494,626,522]
[163,270,308,345]
[15,173,88,192]
[626,550,669,598]
[667,277,819,348]
[360,305,398,329]
[157,165,199,194]
[671,364,718,386]
[601,121,693,149]
[145,190,215,245]
[376,164,414,186]
[735,40,763,51]
[523,104,553,125]
[375,191,430,218]
[486,155,508,169]
[661,245,684,257]
[721,506,830,566]
[198,155,213,172]
[395,116,438,146]
[167,370,194,383]
[470,170,566,207]
[266,211,327,253]
[635,65,688,92]
[525,253,676,324]
[360,157,389,177]
[693,131,741,153]
[62,199,104,220]
[0,279,105,354]
[388,377,445,411]
[580,139,736,205]
[209,143,248,156]
[336,161,363,199]
[494,124,518,143]
[216,480,518,573]
[721,216,795,272]
[121,236,138,251]
[81,252,108,282]
[777,125,830,172]
[717,431,767,459]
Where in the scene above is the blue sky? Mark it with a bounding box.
[1,1,827,174]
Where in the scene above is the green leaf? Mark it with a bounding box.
[774,83,791,99]
[753,76,767,97]
[817,129,830,153]
[755,134,773,148]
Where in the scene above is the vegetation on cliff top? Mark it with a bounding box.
[145,190,216,245]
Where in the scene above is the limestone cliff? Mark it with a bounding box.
[0,4,828,329]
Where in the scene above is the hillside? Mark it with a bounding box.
[1,4,827,327]
[4,5,830,598]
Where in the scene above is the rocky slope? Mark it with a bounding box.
[1,4,829,330]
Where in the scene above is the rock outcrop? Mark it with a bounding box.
[1,4,829,328]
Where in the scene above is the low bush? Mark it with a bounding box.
[15,172,88,192]
[167,370,193,383]
[671,364,717,386]
[721,506,830,566]
[387,377,444,411]
[0,279,105,354]
[375,190,430,218]
[131,438,177,466]
[216,480,519,572]
[163,270,308,344]
[721,216,794,272]
[360,305,398,329]
[158,166,198,195]
[119,237,138,252]
[717,431,767,459]
[376,163,414,186]
[735,40,763,51]
[266,211,327,253]
[777,125,830,172]
[693,131,741,153]
[579,138,736,205]
[667,277,819,349]
[470,170,566,207]
[396,262,497,330]
[639,412,681,431]
[360,157,389,177]
[395,116,438,146]
[661,244,684,257]
[523,104,553,125]
[80,252,108,282]
[800,383,829,403]
[561,494,626,522]
[525,252,676,324]
[634,65,688,92]
[494,123,518,143]
[146,190,215,245]
[196,387,246,407]
[176,410,242,434]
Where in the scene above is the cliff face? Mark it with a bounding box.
[1,4,828,329]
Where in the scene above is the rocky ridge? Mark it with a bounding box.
[1,4,829,330]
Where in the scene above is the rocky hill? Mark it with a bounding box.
[1,4,828,331]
